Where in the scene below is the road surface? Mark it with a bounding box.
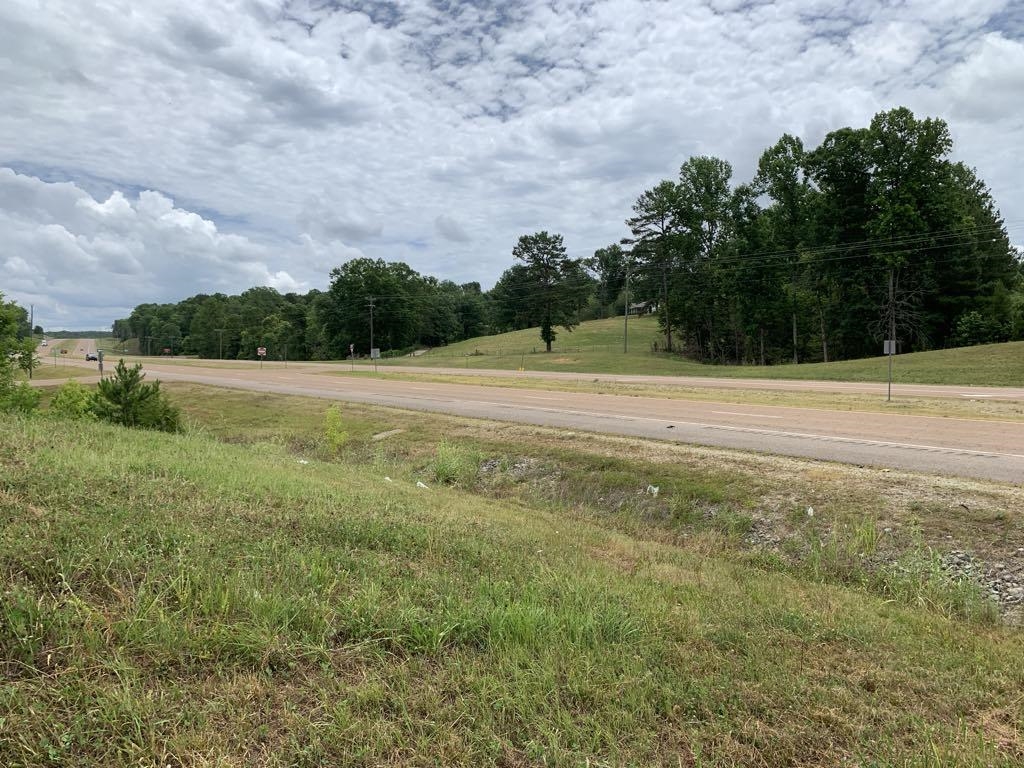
[42,349,1024,484]
[343,364,1024,401]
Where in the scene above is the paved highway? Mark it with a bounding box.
[42,353,1024,484]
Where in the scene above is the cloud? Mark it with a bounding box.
[298,197,383,242]
[434,214,472,242]
[0,168,350,328]
[1,0,1023,328]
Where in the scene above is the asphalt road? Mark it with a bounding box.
[44,352,1024,484]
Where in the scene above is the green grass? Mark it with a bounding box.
[3,413,1024,766]
[362,316,1024,386]
[16,365,92,381]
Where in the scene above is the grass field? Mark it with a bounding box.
[324,369,1024,421]
[3,384,1022,765]
[360,316,1024,386]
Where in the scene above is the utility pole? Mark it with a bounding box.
[619,238,634,355]
[887,269,895,403]
[28,304,33,380]
[368,296,376,360]
[215,328,225,360]
[623,261,631,354]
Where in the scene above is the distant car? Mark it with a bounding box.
[40,339,47,346]
[85,352,98,361]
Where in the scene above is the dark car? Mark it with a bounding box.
[85,352,98,361]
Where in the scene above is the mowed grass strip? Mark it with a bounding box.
[361,316,1024,387]
[2,415,1023,766]
[320,369,1024,422]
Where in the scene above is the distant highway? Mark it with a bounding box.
[38,347,1024,484]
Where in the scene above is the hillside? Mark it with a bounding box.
[372,316,1024,386]
[2,410,1023,766]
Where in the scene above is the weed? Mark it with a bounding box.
[430,440,481,486]
[323,404,349,453]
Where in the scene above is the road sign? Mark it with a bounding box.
[370,348,380,360]
[884,340,896,355]
[349,343,354,356]
[257,347,267,357]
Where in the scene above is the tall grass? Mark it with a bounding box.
[4,414,1022,766]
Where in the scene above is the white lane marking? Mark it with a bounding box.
[712,411,783,419]
[961,394,994,398]
[522,394,561,400]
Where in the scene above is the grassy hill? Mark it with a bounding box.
[371,316,1024,386]
[3,408,1023,766]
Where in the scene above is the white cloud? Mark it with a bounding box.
[0,168,357,328]
[1,0,1023,328]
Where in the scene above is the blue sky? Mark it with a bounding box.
[2,0,1023,329]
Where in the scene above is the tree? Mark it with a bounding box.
[0,294,39,413]
[627,180,681,351]
[585,244,628,316]
[511,231,591,351]
[93,360,181,432]
[489,264,536,333]
[755,136,815,363]
[668,156,737,361]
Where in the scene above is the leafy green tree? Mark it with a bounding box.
[455,282,489,340]
[93,360,181,432]
[0,294,38,412]
[669,156,738,361]
[585,244,628,316]
[511,231,591,351]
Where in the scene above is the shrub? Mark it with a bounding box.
[49,380,96,420]
[951,310,1010,347]
[93,359,181,432]
[0,382,40,413]
[323,405,349,453]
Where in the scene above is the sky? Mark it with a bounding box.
[2,0,1023,331]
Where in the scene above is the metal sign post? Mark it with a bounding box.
[257,346,267,368]
[884,340,896,402]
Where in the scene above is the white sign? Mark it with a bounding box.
[883,340,896,355]
[257,347,267,357]
[370,348,381,360]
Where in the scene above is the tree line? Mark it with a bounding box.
[114,107,1023,364]
[612,107,1021,363]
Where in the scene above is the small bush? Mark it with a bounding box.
[49,380,96,420]
[323,405,349,453]
[0,382,41,413]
